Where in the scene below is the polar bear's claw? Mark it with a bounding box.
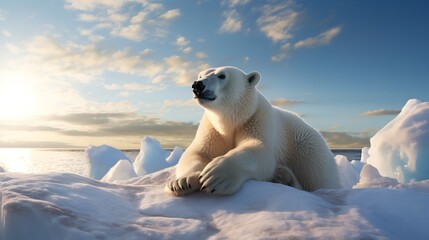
[165,172,202,196]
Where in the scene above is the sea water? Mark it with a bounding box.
[0,148,361,175]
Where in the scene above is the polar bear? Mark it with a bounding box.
[165,66,340,196]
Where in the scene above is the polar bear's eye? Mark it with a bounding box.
[218,74,226,79]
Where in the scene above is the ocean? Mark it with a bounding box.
[0,148,362,175]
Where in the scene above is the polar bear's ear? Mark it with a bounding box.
[247,72,261,87]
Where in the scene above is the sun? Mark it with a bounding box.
[0,72,38,119]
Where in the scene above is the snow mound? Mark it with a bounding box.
[133,136,181,176]
[84,144,130,180]
[335,155,360,188]
[101,159,137,183]
[1,168,429,239]
[367,99,429,183]
[354,164,399,188]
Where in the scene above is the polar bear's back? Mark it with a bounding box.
[272,107,341,191]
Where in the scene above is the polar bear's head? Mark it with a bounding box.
[192,66,261,126]
[192,66,260,112]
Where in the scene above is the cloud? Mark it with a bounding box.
[163,99,196,108]
[78,13,98,22]
[104,82,166,93]
[361,109,401,117]
[164,55,210,86]
[47,113,198,143]
[2,30,11,37]
[195,52,208,59]
[64,0,129,11]
[222,0,251,7]
[160,9,181,20]
[13,35,164,83]
[79,28,104,42]
[0,140,77,148]
[219,9,242,33]
[294,26,342,48]
[67,1,180,42]
[111,24,143,41]
[175,36,189,47]
[321,131,370,148]
[175,36,193,54]
[0,112,198,148]
[271,43,291,62]
[270,97,302,107]
[257,1,299,42]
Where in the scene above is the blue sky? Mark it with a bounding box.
[0,0,428,149]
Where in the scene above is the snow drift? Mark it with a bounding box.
[1,168,429,240]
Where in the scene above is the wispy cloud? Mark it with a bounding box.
[160,9,181,20]
[221,0,251,7]
[271,43,291,62]
[270,97,302,107]
[104,82,167,95]
[219,9,242,33]
[164,55,210,86]
[0,111,198,148]
[2,30,12,37]
[9,35,164,83]
[175,36,189,47]
[195,51,208,59]
[257,1,299,42]
[175,36,192,54]
[361,109,401,117]
[64,0,131,11]
[294,26,342,48]
[66,0,180,42]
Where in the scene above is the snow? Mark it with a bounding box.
[366,99,429,183]
[1,168,429,239]
[2,99,429,239]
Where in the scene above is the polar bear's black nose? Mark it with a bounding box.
[192,81,205,95]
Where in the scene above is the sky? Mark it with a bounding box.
[0,0,428,149]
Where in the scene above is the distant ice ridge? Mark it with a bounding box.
[85,136,183,183]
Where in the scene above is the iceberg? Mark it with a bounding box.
[101,159,138,183]
[133,136,182,176]
[366,99,429,183]
[335,155,360,188]
[84,144,130,180]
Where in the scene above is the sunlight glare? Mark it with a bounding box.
[0,148,31,173]
[0,72,38,119]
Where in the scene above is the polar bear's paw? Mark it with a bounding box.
[164,172,202,196]
[199,157,245,195]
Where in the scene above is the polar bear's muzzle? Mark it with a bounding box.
[192,80,216,101]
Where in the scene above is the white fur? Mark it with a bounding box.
[165,66,340,196]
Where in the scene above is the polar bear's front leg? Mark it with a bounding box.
[198,156,246,195]
[199,143,276,195]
